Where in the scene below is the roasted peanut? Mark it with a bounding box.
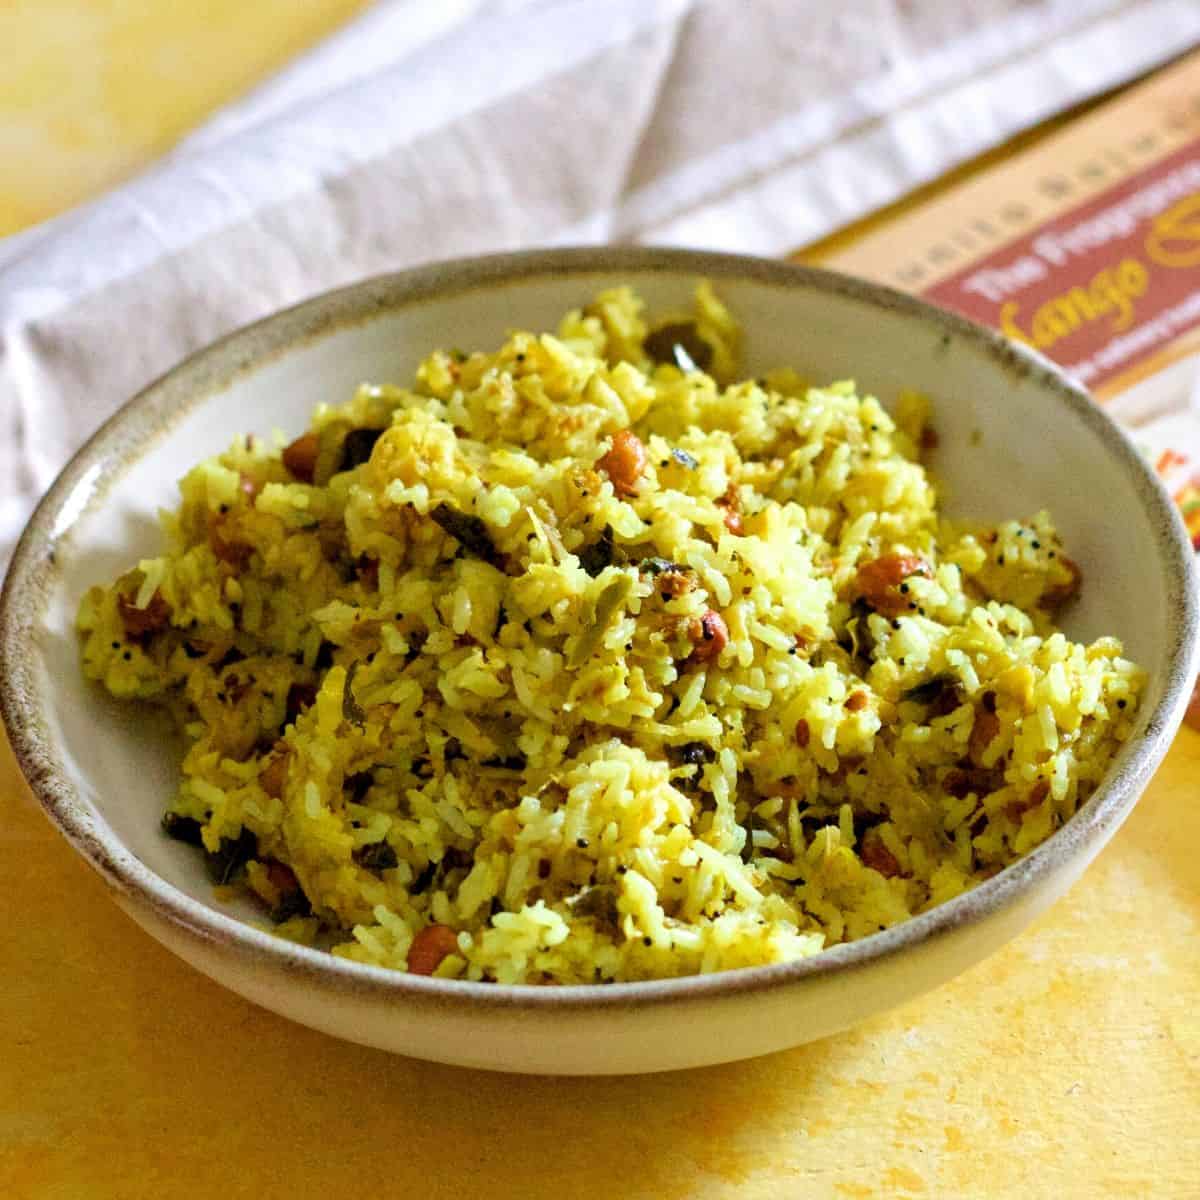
[407,924,460,975]
[689,610,729,664]
[282,431,320,483]
[853,553,931,618]
[597,430,647,498]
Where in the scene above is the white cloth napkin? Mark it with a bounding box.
[2,0,1197,557]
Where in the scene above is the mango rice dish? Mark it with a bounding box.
[78,284,1144,985]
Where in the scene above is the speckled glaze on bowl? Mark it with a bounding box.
[2,248,1197,1075]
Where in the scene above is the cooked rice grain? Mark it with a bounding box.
[78,284,1143,984]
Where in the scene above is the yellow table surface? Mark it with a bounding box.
[0,0,369,237]
[2,7,1199,1198]
[3,728,1198,1197]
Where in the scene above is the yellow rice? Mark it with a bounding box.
[77,283,1144,984]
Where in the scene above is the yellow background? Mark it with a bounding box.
[0,0,370,236]
[2,6,1198,1197]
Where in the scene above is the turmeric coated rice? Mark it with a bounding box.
[78,284,1144,984]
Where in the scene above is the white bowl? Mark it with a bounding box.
[3,248,1196,1075]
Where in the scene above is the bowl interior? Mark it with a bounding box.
[22,261,1189,929]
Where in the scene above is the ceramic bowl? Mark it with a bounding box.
[2,248,1196,1075]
